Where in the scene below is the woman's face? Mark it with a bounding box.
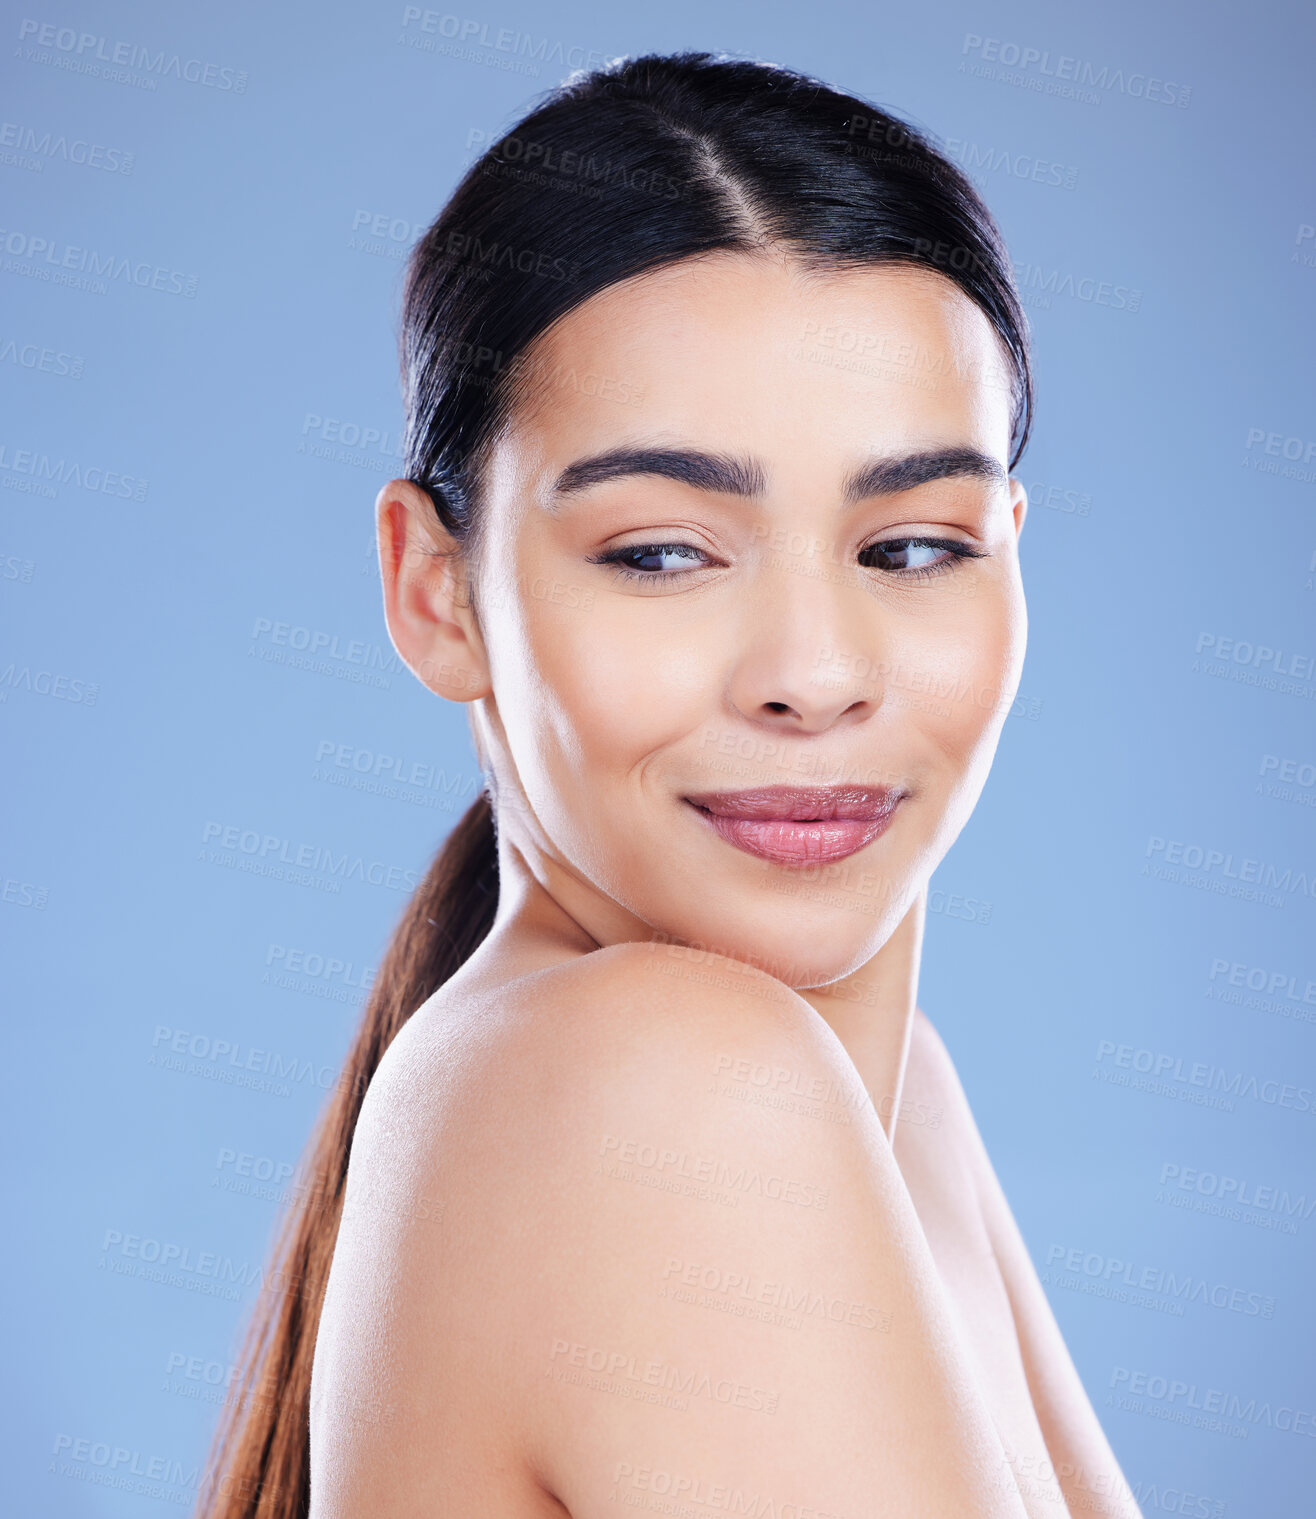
[468,252,1027,985]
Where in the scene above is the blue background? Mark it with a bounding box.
[3,1,1314,1514]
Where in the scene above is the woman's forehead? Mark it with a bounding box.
[498,253,1015,478]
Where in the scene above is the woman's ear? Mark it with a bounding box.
[375,478,492,701]
[1008,476,1028,540]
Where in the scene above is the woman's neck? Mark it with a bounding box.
[796,892,925,1143]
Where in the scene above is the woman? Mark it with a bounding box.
[199,52,1143,1519]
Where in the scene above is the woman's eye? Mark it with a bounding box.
[591,535,983,582]
[858,537,981,576]
[592,542,710,576]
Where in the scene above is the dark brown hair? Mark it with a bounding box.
[197,49,1032,1518]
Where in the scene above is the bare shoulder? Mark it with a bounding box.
[311,941,893,1500]
[900,1006,1037,1205]
[490,937,877,1108]
[898,1006,981,1142]
[489,936,860,1064]
[906,1005,967,1095]
[338,939,900,1287]
[901,1010,1145,1519]
[898,1007,1033,1226]
[358,939,876,1169]
[312,952,1032,1517]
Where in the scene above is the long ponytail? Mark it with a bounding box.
[196,47,1033,1519]
[195,794,497,1518]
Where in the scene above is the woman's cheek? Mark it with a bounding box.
[527,600,701,772]
[905,590,1017,767]
[957,593,1024,763]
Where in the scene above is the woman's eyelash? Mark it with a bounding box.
[856,536,987,578]
[587,543,712,580]
[588,537,985,581]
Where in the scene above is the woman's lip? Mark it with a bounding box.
[684,787,906,866]
[683,785,905,821]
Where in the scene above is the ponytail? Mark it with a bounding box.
[194,793,498,1519]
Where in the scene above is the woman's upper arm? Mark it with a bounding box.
[313,945,1031,1517]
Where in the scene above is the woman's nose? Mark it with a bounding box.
[724,554,886,735]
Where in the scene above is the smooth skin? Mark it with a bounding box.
[309,253,1143,1517]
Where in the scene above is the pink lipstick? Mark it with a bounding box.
[684,784,906,866]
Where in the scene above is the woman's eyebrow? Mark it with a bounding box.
[843,447,1007,501]
[550,446,766,501]
[547,444,1004,505]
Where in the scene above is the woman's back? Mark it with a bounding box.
[309,940,1120,1517]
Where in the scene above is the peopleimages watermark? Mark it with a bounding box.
[548,1337,779,1416]
[165,1350,240,1392]
[1193,632,1316,701]
[608,1461,846,1518]
[1195,632,1314,681]
[2,874,49,909]
[397,7,615,77]
[660,1256,891,1333]
[215,1148,306,1196]
[0,336,85,377]
[1025,478,1092,516]
[958,33,1191,107]
[473,129,686,203]
[247,616,403,689]
[0,439,147,498]
[299,409,406,466]
[1206,955,1316,1026]
[199,820,420,892]
[313,739,482,812]
[0,228,198,296]
[99,1226,261,1299]
[1110,1366,1316,1438]
[147,1024,358,1100]
[438,228,582,283]
[1011,260,1141,312]
[264,942,376,995]
[1245,425,1316,465]
[1240,423,1316,484]
[1043,1245,1275,1318]
[0,663,99,704]
[1158,1161,1316,1229]
[348,207,426,250]
[1094,1038,1314,1115]
[1259,753,1316,793]
[813,647,1022,717]
[0,120,134,173]
[937,135,1078,191]
[1143,833,1315,908]
[15,18,248,92]
[598,1134,828,1210]
[1209,956,1316,1008]
[49,1431,209,1506]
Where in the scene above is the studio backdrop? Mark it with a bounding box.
[3,1,1314,1515]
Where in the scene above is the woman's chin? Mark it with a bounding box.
[643,901,911,989]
